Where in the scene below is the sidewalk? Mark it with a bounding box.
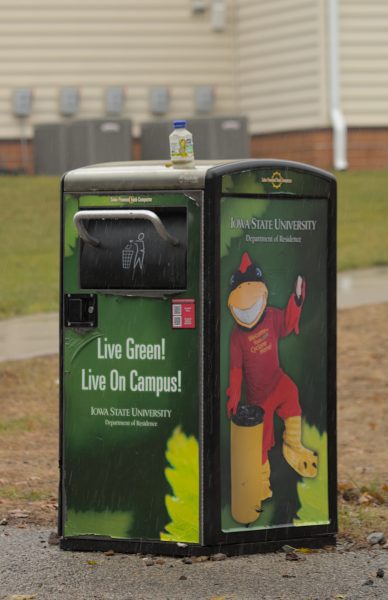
[0,311,58,362]
[1,267,388,362]
[1,526,388,600]
[337,265,388,309]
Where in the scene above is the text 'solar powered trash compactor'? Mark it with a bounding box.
[60,159,337,555]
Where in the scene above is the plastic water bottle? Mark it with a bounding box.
[169,120,195,168]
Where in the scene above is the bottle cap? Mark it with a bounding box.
[173,120,186,128]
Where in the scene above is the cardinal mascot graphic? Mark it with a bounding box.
[227,252,318,525]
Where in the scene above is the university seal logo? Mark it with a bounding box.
[261,171,293,190]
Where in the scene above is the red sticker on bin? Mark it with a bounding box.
[171,299,196,329]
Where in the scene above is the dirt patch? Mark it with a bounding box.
[1,304,388,541]
[338,304,388,484]
[337,303,388,544]
[0,356,59,527]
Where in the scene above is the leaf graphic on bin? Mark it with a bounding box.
[293,423,329,526]
[160,427,199,543]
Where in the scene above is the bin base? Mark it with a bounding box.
[60,534,336,557]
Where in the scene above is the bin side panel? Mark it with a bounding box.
[203,161,336,547]
[219,193,329,533]
[61,192,201,544]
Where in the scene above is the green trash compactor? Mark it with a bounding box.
[60,159,337,555]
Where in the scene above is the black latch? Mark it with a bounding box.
[64,294,97,328]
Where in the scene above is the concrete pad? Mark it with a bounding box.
[337,266,388,310]
[0,312,58,362]
[1,526,388,600]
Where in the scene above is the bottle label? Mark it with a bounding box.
[170,134,194,162]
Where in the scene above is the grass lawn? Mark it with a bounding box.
[0,176,60,319]
[0,171,388,319]
[336,170,388,270]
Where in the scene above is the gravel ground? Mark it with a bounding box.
[1,527,388,600]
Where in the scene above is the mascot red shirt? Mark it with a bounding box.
[227,252,318,501]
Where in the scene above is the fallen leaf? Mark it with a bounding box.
[9,510,30,518]
[337,481,355,492]
[286,551,305,561]
[295,547,318,554]
[87,560,97,565]
[194,555,209,562]
[367,490,385,504]
[359,492,374,505]
[359,490,385,505]
[9,596,37,600]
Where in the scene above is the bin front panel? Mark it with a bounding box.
[61,192,201,544]
[218,166,334,536]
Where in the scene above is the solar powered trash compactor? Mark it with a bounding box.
[60,159,337,555]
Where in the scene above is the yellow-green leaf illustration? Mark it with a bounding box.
[160,427,199,543]
[293,423,329,526]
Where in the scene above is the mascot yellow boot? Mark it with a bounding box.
[283,416,318,477]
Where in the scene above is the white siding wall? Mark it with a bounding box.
[235,0,329,135]
[0,0,238,139]
[340,0,388,126]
